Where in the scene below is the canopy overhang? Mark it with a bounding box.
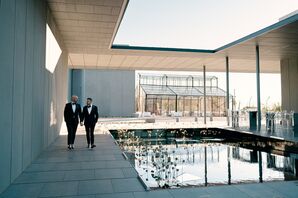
[47,0,298,73]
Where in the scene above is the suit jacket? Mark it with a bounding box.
[81,105,99,126]
[64,103,82,124]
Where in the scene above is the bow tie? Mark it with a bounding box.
[72,103,76,105]
[87,105,91,108]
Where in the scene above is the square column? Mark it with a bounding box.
[226,57,230,126]
[256,45,261,130]
[203,65,207,124]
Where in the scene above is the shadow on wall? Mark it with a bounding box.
[44,53,68,146]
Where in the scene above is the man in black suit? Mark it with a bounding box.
[81,98,99,149]
[64,95,82,150]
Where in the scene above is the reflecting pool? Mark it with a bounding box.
[110,128,298,189]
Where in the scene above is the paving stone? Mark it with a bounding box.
[134,190,174,198]
[39,181,79,197]
[234,183,284,198]
[121,168,138,178]
[64,169,95,181]
[264,181,298,198]
[111,178,145,193]
[80,161,106,169]
[24,162,81,172]
[58,195,96,198]
[78,180,113,195]
[106,160,132,168]
[14,171,64,184]
[168,187,209,198]
[95,169,125,179]
[0,183,44,198]
[96,192,135,198]
[205,185,251,198]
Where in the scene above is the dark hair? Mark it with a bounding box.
[87,97,92,101]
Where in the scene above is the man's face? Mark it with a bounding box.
[86,99,92,105]
[71,96,78,103]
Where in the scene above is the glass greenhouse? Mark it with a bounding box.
[136,73,229,117]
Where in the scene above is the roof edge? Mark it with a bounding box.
[111,45,215,53]
[215,13,298,51]
[109,0,130,48]
[112,11,298,53]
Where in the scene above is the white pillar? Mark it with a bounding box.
[226,56,230,126]
[203,65,207,125]
[256,45,261,130]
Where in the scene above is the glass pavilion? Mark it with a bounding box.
[137,73,229,116]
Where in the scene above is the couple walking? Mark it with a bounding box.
[64,95,98,150]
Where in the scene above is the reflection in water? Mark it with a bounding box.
[227,146,231,185]
[204,146,207,186]
[232,148,258,163]
[113,129,298,189]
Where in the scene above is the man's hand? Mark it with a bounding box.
[80,122,84,126]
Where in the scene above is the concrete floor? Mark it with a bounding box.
[1,122,298,198]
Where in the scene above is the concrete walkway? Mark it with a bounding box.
[1,129,298,198]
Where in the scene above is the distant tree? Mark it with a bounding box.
[241,106,257,111]
[271,102,282,112]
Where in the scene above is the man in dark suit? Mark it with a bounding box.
[81,98,99,149]
[64,95,82,150]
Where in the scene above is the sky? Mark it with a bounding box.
[115,0,298,49]
[114,0,298,109]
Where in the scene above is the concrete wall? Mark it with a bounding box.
[0,0,68,193]
[72,69,136,117]
[281,57,298,112]
[71,69,85,106]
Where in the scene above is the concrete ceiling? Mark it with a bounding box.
[47,0,298,73]
[47,0,126,52]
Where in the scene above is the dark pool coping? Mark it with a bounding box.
[220,126,298,143]
[109,126,298,144]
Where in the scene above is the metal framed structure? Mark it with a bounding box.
[137,73,228,117]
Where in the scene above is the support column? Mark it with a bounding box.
[226,57,230,126]
[175,95,178,112]
[145,94,148,112]
[256,45,261,130]
[218,96,220,115]
[203,65,207,124]
[167,97,170,115]
[183,96,185,116]
[190,97,193,116]
[138,74,141,112]
[211,96,213,117]
[197,97,200,115]
[160,97,162,116]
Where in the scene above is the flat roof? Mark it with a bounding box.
[47,0,298,73]
[141,85,228,97]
